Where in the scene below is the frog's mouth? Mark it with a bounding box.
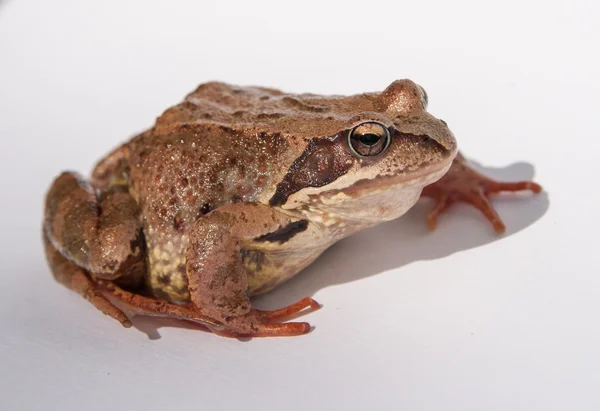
[317,158,453,201]
[301,159,454,224]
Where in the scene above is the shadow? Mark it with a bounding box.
[131,316,211,340]
[126,160,548,338]
[254,160,549,310]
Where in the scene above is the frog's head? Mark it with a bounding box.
[269,79,458,223]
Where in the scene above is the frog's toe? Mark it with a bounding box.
[212,320,313,338]
[210,298,320,338]
[483,180,542,195]
[255,297,321,322]
[255,321,313,337]
[463,178,542,234]
[426,193,454,231]
[85,286,133,328]
[463,188,506,234]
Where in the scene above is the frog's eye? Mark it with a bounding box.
[418,85,428,109]
[347,121,391,157]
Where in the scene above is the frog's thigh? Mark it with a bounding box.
[90,143,130,189]
[186,203,298,319]
[44,172,145,284]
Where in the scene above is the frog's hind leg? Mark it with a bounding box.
[94,280,227,332]
[43,171,146,327]
[44,232,223,332]
[43,233,132,327]
[95,280,319,337]
[255,297,321,322]
[90,143,131,189]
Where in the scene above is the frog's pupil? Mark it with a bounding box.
[358,133,380,146]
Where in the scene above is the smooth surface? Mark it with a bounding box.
[1,1,598,410]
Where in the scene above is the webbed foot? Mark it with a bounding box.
[422,153,542,233]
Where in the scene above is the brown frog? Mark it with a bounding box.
[43,80,541,337]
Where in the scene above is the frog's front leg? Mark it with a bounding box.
[43,172,146,326]
[185,203,320,337]
[422,152,542,233]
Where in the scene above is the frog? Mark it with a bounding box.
[43,79,542,337]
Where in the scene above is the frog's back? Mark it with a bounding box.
[154,81,378,140]
[124,81,378,230]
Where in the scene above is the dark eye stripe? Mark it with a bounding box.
[269,133,354,206]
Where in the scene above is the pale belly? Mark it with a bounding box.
[145,232,191,303]
[241,214,375,296]
[144,226,333,302]
[242,243,329,296]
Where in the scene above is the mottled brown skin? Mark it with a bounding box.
[43,80,541,337]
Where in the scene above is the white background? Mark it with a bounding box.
[1,0,599,410]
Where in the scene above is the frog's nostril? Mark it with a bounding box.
[417,134,453,152]
[419,135,439,147]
